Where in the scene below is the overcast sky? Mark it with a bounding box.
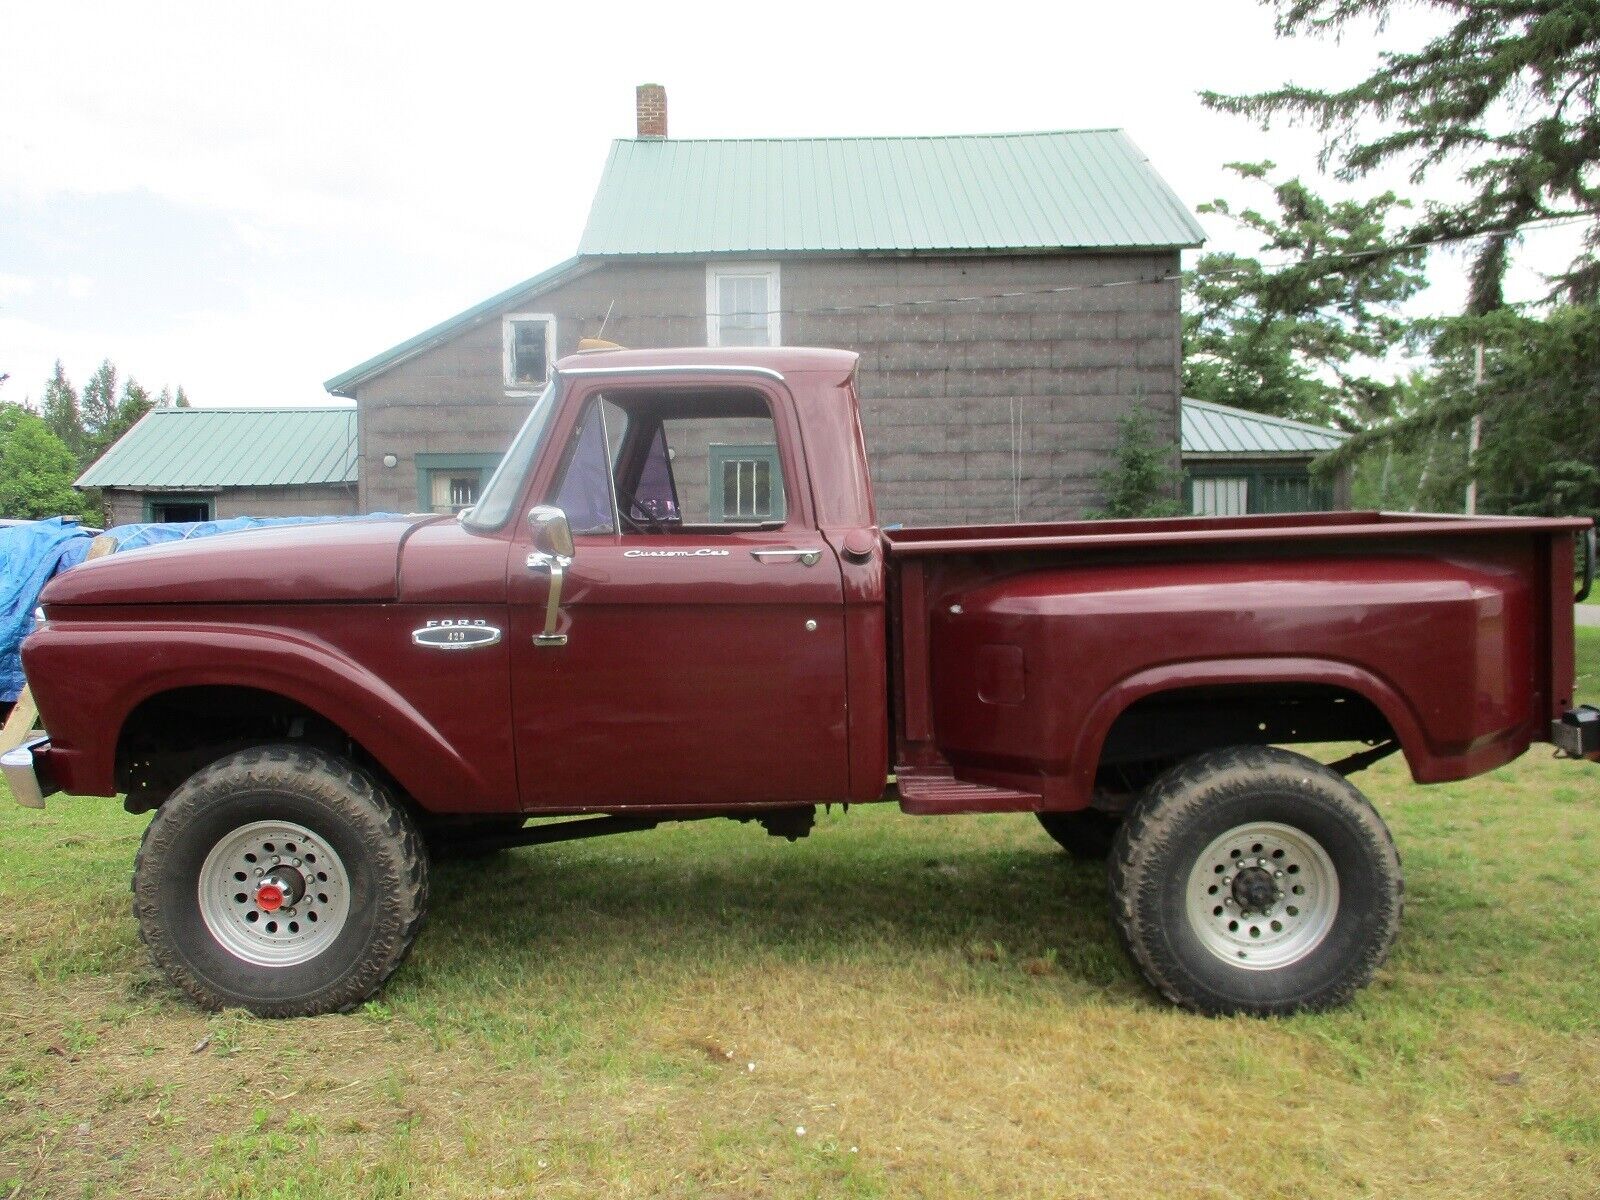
[0,0,1575,408]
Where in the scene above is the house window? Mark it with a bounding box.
[503,314,557,388]
[414,453,503,515]
[706,264,780,347]
[1191,477,1248,517]
[709,444,785,522]
[146,496,213,523]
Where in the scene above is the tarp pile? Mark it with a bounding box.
[0,515,399,702]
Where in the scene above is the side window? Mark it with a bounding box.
[552,401,622,535]
[660,411,787,526]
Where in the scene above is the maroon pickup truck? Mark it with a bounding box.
[9,346,1596,1018]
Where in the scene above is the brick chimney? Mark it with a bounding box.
[636,83,667,138]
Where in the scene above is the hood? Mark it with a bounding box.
[42,516,435,607]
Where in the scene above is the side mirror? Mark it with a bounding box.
[528,505,575,560]
[526,506,574,649]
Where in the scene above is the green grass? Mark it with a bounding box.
[2,629,1597,1198]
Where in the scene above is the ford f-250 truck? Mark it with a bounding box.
[8,346,1596,1018]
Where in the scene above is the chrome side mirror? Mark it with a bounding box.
[528,505,575,560]
[526,506,574,647]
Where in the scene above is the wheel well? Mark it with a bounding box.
[116,686,399,813]
[1094,683,1397,799]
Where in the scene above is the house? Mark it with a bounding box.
[75,406,359,525]
[327,85,1205,525]
[1181,397,1351,515]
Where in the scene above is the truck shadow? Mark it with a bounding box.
[416,819,1139,998]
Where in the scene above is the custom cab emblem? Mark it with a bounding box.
[623,548,731,558]
[411,619,503,650]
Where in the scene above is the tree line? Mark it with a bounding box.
[1173,0,1599,522]
[0,361,188,522]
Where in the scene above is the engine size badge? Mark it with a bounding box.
[411,620,503,650]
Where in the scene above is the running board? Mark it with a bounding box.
[894,767,1043,815]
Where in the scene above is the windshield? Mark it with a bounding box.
[460,380,559,530]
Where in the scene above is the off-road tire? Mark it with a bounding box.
[1036,809,1121,860]
[1109,746,1402,1016]
[133,744,429,1017]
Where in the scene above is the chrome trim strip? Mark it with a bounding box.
[1,736,53,810]
[557,364,786,382]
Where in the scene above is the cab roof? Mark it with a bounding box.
[554,345,858,384]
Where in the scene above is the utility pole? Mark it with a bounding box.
[1465,342,1483,515]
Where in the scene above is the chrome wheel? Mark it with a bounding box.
[198,820,350,967]
[1184,820,1339,971]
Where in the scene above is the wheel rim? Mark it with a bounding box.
[1184,821,1339,971]
[198,820,351,967]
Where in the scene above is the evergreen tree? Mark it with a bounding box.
[41,360,83,458]
[174,386,191,408]
[80,359,118,438]
[1184,162,1426,425]
[1089,405,1185,519]
[1204,0,1600,310]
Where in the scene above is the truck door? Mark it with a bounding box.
[507,378,851,809]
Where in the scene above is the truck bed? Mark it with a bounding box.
[886,510,1588,813]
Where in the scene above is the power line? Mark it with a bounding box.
[559,211,1594,327]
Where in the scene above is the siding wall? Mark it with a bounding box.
[353,252,1183,524]
[101,485,359,527]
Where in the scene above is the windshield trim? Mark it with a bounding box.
[459,378,561,532]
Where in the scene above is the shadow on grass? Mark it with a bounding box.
[409,814,1136,1002]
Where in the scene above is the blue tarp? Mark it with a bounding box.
[0,514,403,702]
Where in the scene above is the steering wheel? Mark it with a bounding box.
[615,488,667,535]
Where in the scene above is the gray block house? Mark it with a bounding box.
[327,86,1205,525]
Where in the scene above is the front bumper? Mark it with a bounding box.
[1,736,58,809]
[1551,706,1600,760]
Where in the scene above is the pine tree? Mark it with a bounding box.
[1184,162,1426,425]
[174,386,191,408]
[1089,405,1185,519]
[80,359,118,437]
[1204,1,1600,310]
[41,360,83,457]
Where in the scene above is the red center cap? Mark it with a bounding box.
[255,882,285,913]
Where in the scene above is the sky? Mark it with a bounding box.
[0,0,1577,409]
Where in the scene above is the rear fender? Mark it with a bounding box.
[1071,656,1437,805]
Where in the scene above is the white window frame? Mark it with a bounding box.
[503,313,558,390]
[705,263,781,347]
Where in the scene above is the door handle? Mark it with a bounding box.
[526,550,572,646]
[751,548,822,567]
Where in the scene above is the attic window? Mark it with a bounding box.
[504,314,556,388]
[706,264,780,347]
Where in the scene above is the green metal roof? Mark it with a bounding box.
[578,130,1204,256]
[76,406,358,489]
[324,257,587,397]
[1181,398,1350,457]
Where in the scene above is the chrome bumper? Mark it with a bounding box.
[1,736,56,809]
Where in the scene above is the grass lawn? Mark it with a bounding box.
[1,629,1597,1199]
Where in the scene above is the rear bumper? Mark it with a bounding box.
[1,736,58,809]
[1551,706,1600,761]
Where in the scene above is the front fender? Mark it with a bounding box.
[22,616,505,810]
